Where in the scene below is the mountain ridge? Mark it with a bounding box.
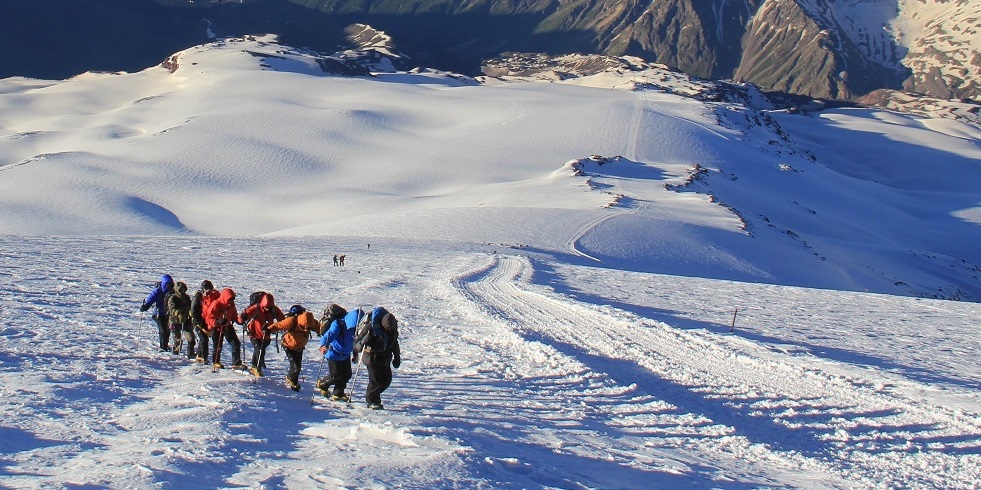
[1,0,977,101]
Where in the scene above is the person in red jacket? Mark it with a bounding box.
[239,292,285,377]
[265,304,320,391]
[204,287,243,370]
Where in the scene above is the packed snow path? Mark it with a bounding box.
[453,254,981,488]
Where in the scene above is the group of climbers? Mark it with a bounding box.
[140,274,401,409]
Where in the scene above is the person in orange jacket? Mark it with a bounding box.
[204,288,243,370]
[265,304,320,391]
[239,292,285,377]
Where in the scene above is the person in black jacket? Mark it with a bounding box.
[190,280,219,363]
[353,307,401,410]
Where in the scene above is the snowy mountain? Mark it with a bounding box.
[3,0,979,100]
[1,35,980,489]
[895,0,981,98]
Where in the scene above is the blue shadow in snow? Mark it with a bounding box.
[123,196,188,231]
[396,376,768,489]
[528,257,981,393]
[514,326,981,463]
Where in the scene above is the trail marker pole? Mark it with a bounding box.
[730,308,738,333]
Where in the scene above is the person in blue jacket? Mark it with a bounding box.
[316,304,362,400]
[140,274,175,352]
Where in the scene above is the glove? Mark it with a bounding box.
[393,356,400,369]
[140,303,150,312]
[351,351,359,363]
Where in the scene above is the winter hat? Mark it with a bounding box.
[381,313,398,331]
[289,304,306,316]
[201,280,214,291]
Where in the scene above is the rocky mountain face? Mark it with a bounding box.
[1,0,977,101]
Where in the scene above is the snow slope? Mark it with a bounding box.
[1,236,980,488]
[1,35,981,488]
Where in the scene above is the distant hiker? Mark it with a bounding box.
[191,280,219,363]
[367,243,370,250]
[140,274,175,352]
[353,307,401,410]
[239,292,285,377]
[317,304,359,400]
[205,287,243,369]
[265,304,320,391]
[333,254,339,266]
[167,281,195,359]
[339,255,346,266]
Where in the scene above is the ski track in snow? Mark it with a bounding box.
[453,254,981,488]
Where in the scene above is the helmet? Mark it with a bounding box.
[288,304,306,316]
[201,280,214,291]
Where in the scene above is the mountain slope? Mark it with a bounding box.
[1,36,978,300]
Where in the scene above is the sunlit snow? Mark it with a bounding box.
[1,35,980,489]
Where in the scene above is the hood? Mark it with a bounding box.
[219,288,236,304]
[259,292,275,309]
[344,309,363,330]
[161,274,174,291]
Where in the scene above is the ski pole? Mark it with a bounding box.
[346,344,366,404]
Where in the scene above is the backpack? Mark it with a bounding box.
[354,309,373,343]
[357,307,392,353]
[249,291,266,307]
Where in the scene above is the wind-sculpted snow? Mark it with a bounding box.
[2,236,979,488]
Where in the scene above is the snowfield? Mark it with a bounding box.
[1,35,980,488]
[2,236,980,488]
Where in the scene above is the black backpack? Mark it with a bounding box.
[249,291,266,307]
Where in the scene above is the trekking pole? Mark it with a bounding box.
[138,312,147,350]
[252,327,267,383]
[173,327,183,355]
[212,321,226,373]
[309,355,327,405]
[346,344,366,404]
